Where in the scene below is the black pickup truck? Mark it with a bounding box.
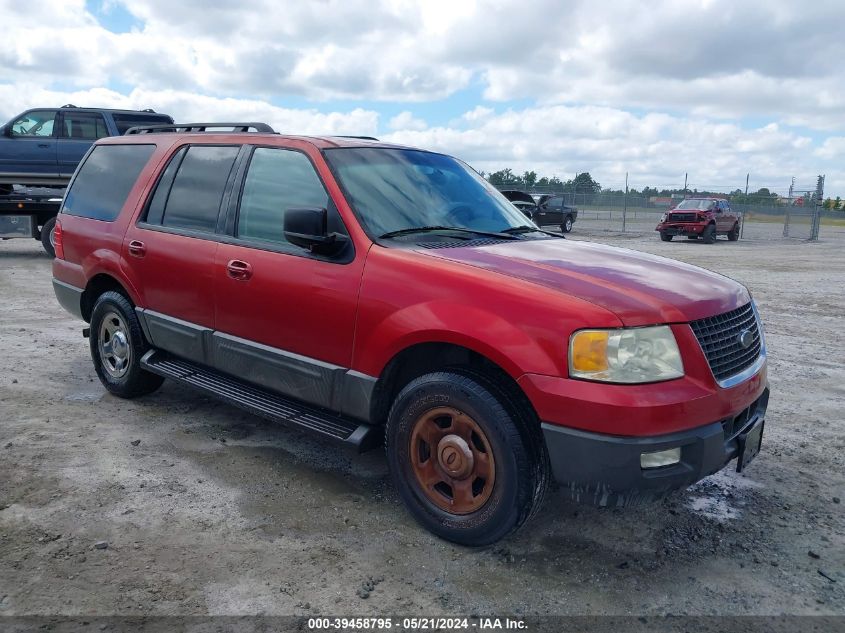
[0,105,172,255]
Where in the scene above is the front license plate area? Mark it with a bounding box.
[736,418,764,472]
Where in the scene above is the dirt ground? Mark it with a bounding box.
[0,231,843,619]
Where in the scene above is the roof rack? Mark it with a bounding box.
[124,122,275,135]
[333,135,380,141]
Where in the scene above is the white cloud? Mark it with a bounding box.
[383,105,824,193]
[388,111,427,131]
[0,85,380,136]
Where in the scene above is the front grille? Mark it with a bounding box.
[690,303,761,382]
[669,212,697,222]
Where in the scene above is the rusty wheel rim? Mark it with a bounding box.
[409,406,496,515]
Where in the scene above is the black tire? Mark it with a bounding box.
[561,215,574,233]
[659,231,673,242]
[385,370,548,546]
[702,223,716,244]
[40,217,56,257]
[90,291,164,398]
[727,222,740,241]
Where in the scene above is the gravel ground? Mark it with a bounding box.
[0,231,843,618]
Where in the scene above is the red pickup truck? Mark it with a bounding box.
[656,197,741,243]
[52,124,769,545]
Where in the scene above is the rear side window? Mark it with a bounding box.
[153,145,239,233]
[61,112,109,140]
[62,144,155,221]
[112,114,173,135]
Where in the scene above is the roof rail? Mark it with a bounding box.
[124,122,275,135]
[333,135,380,141]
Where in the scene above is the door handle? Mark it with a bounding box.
[226,259,253,281]
[38,143,51,148]
[128,240,146,258]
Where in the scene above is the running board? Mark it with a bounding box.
[140,350,381,452]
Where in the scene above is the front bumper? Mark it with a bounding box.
[656,222,705,236]
[542,388,769,506]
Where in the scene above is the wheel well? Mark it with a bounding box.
[369,342,537,426]
[81,274,132,322]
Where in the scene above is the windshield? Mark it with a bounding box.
[675,199,716,210]
[324,148,537,238]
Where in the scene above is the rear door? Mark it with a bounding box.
[0,109,59,178]
[123,143,242,364]
[57,111,110,176]
[212,144,362,409]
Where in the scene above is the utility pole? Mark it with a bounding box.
[745,173,749,196]
[812,174,825,241]
[784,177,795,238]
[622,172,628,233]
[684,173,688,196]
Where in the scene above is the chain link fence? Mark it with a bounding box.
[494,187,844,241]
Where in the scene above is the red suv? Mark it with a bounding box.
[656,197,741,243]
[52,124,769,545]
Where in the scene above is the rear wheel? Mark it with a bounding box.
[659,231,673,242]
[702,224,716,244]
[386,371,547,546]
[727,222,740,241]
[90,291,164,398]
[561,215,574,233]
[40,217,56,257]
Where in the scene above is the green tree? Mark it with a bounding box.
[522,171,537,188]
[835,196,842,210]
[487,168,520,187]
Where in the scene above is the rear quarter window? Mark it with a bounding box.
[62,144,155,221]
[112,114,173,135]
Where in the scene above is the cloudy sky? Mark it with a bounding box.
[2,0,844,196]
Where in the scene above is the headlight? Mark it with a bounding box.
[660,213,667,222]
[569,326,684,383]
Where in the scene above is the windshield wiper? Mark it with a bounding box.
[500,225,566,238]
[378,226,520,240]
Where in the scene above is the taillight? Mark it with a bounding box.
[53,218,64,259]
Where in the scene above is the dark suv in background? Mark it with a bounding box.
[0,105,173,192]
[501,191,578,233]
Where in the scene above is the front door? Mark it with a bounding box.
[213,145,364,409]
[0,110,59,179]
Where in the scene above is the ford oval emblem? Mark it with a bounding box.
[738,329,753,349]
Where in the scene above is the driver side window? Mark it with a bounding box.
[10,110,57,137]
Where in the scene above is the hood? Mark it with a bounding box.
[500,190,536,205]
[422,238,749,326]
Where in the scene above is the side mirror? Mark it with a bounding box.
[284,207,347,256]
[1,126,10,137]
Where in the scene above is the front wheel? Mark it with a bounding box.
[702,224,717,244]
[386,371,547,546]
[40,217,56,257]
[659,231,673,242]
[561,215,574,233]
[90,291,164,398]
[727,223,740,241]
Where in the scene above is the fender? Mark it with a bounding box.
[354,300,556,380]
